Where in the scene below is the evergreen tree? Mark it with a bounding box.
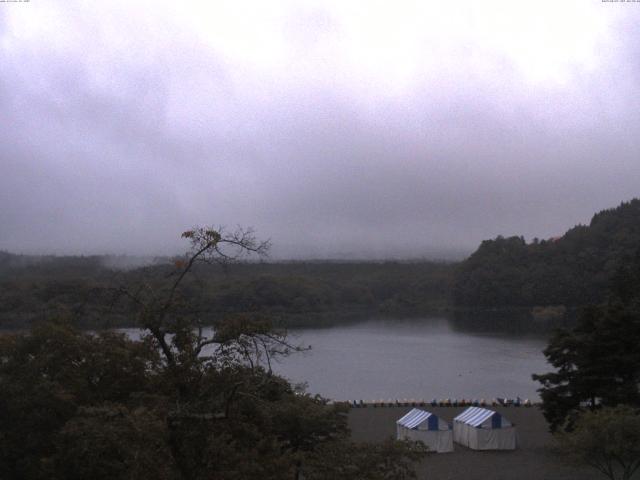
[533,249,640,431]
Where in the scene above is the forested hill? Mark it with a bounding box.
[0,256,453,329]
[453,199,640,308]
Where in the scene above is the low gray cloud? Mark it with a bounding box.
[1,1,639,258]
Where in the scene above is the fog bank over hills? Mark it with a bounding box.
[267,243,470,262]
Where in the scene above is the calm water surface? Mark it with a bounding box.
[120,316,551,402]
[272,317,550,401]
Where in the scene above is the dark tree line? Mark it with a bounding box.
[0,254,454,330]
[533,248,640,431]
[453,199,640,308]
[532,249,640,480]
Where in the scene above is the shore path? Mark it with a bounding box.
[348,405,602,480]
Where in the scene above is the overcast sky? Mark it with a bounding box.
[1,0,639,259]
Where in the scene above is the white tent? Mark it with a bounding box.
[453,406,516,450]
[396,408,453,453]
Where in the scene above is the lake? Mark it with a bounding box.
[121,315,552,402]
[272,317,550,402]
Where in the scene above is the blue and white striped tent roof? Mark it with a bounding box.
[397,408,448,431]
[454,407,511,428]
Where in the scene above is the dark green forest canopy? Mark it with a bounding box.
[2,198,640,329]
[532,247,640,432]
[0,314,426,480]
[453,199,640,308]
[0,258,454,330]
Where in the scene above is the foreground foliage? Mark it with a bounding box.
[0,227,426,480]
[557,406,640,480]
[533,249,640,431]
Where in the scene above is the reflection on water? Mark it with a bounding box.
[449,309,577,335]
[274,316,551,401]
